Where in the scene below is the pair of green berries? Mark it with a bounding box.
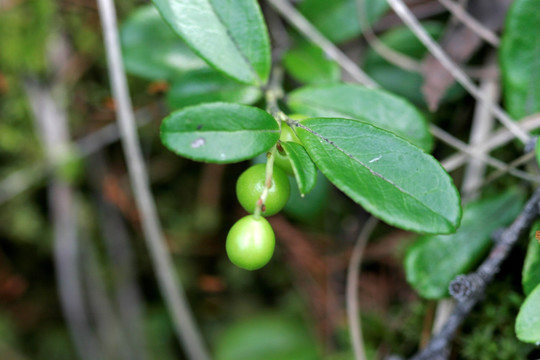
[226,123,301,270]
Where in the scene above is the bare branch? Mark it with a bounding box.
[437,0,500,46]
[406,186,540,359]
[96,0,210,358]
[442,113,540,171]
[265,0,378,87]
[461,74,498,201]
[431,124,540,183]
[356,0,422,72]
[386,0,530,143]
[0,107,153,206]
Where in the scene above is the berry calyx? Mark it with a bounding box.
[236,163,290,216]
[274,123,302,175]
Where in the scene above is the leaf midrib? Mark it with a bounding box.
[301,122,454,226]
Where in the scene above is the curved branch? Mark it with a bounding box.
[96,0,210,358]
[346,217,379,360]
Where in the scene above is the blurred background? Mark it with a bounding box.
[0,0,536,359]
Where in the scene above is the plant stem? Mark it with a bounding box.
[254,145,278,218]
[346,217,378,360]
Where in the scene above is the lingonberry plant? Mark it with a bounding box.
[118,0,540,358]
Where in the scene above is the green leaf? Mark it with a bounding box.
[214,313,319,360]
[120,4,207,80]
[166,69,261,110]
[288,84,433,152]
[523,221,540,296]
[296,118,461,234]
[363,22,464,107]
[160,103,279,163]
[500,0,540,119]
[152,0,271,85]
[280,142,317,196]
[299,0,388,43]
[283,43,340,85]
[516,282,540,343]
[405,190,524,299]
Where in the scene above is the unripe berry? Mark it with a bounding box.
[236,164,290,216]
[226,215,275,270]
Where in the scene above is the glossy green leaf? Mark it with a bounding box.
[405,190,524,299]
[166,69,261,110]
[516,283,540,343]
[296,118,461,234]
[281,142,317,196]
[299,0,388,43]
[523,221,540,296]
[160,102,279,163]
[288,84,433,152]
[363,22,464,107]
[214,313,319,360]
[120,4,207,80]
[500,0,540,119]
[283,43,340,84]
[152,0,271,85]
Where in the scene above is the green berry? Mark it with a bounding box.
[236,163,290,216]
[226,215,275,270]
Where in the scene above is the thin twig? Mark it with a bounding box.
[429,76,498,351]
[265,0,378,87]
[81,235,131,360]
[386,0,530,144]
[406,186,540,359]
[461,72,498,201]
[96,0,210,359]
[0,107,152,206]
[356,0,422,72]
[431,124,540,183]
[474,151,538,191]
[346,217,379,360]
[442,113,540,171]
[88,153,149,360]
[25,80,103,360]
[437,0,500,46]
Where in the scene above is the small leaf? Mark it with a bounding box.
[500,0,540,119]
[120,4,207,80]
[523,220,540,296]
[152,0,271,85]
[296,118,461,234]
[281,142,317,196]
[166,69,261,110]
[288,84,433,152]
[214,313,319,360]
[516,283,540,343]
[405,190,524,299]
[299,0,388,43]
[160,102,279,163]
[283,43,340,85]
